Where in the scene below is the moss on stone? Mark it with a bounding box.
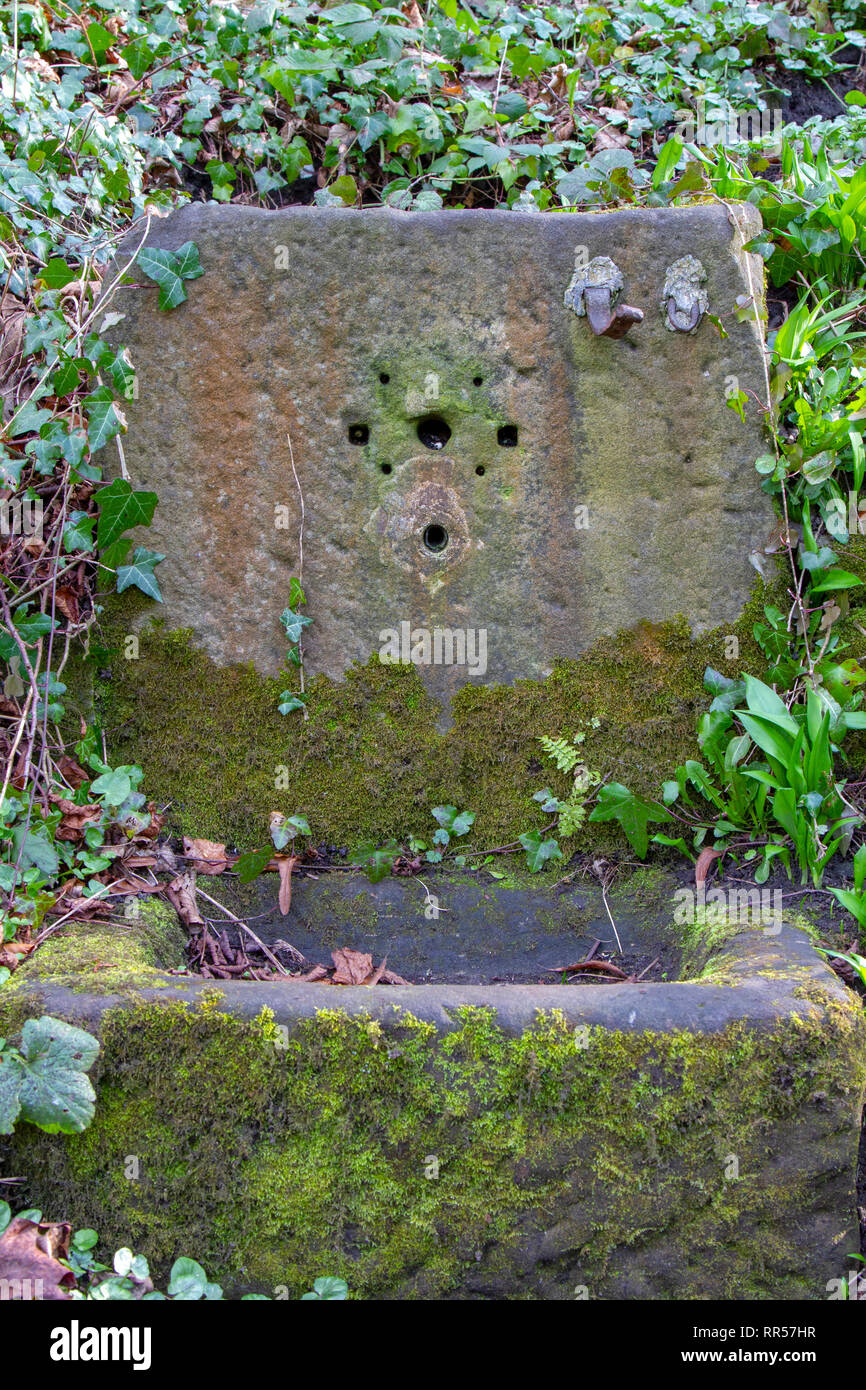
[77,574,778,856]
[1,978,862,1300]
[0,900,185,1027]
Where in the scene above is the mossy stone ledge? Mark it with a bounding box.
[1,898,863,1301]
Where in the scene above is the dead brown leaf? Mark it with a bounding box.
[22,53,59,84]
[331,947,373,985]
[106,71,139,107]
[166,871,204,927]
[401,0,423,25]
[0,939,33,972]
[136,802,166,841]
[548,959,628,979]
[546,61,569,104]
[592,125,630,152]
[51,796,101,841]
[695,847,722,888]
[54,585,79,624]
[277,855,298,916]
[56,755,89,789]
[379,968,411,986]
[182,835,228,875]
[366,955,388,987]
[821,600,842,631]
[300,963,330,982]
[0,1217,74,1300]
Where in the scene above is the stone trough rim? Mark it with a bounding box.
[11,923,856,1039]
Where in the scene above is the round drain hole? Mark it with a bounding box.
[379,372,390,384]
[423,523,449,553]
[475,465,486,476]
[473,375,483,386]
[497,424,518,447]
[348,424,369,445]
[417,415,451,450]
[380,462,392,475]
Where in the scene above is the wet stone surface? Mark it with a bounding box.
[226,869,683,984]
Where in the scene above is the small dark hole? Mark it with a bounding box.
[380,462,392,475]
[349,424,369,445]
[473,375,483,386]
[497,425,518,447]
[475,465,486,476]
[423,523,448,553]
[417,415,452,450]
[379,372,390,384]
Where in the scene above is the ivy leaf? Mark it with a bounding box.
[0,1052,24,1134]
[519,829,563,872]
[301,1277,348,1300]
[588,783,674,858]
[280,607,313,643]
[116,546,165,601]
[278,692,306,715]
[351,840,399,883]
[63,511,96,554]
[95,479,158,549]
[236,846,274,884]
[136,241,204,311]
[355,110,390,150]
[13,1016,99,1135]
[11,826,59,876]
[37,257,77,289]
[84,22,115,59]
[14,610,54,645]
[809,567,863,595]
[121,37,155,80]
[494,91,528,120]
[8,402,54,438]
[329,174,358,205]
[85,387,127,452]
[167,1257,209,1300]
[90,768,132,806]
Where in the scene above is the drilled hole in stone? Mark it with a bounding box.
[417,416,451,450]
[423,523,448,553]
[379,372,390,384]
[380,462,392,475]
[498,425,518,447]
[475,465,486,476]
[349,424,369,445]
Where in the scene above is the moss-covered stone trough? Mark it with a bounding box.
[16,202,863,1301]
[2,891,864,1301]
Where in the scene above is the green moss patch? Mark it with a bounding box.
[80,577,776,854]
[1,989,862,1300]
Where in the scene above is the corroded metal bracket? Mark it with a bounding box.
[564,255,644,340]
[661,254,709,333]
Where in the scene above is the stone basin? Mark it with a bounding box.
[2,872,864,1301]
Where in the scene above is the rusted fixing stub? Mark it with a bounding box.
[661,255,709,333]
[563,254,644,339]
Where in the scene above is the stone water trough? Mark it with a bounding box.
[2,205,865,1300]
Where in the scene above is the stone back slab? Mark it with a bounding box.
[111,202,772,704]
